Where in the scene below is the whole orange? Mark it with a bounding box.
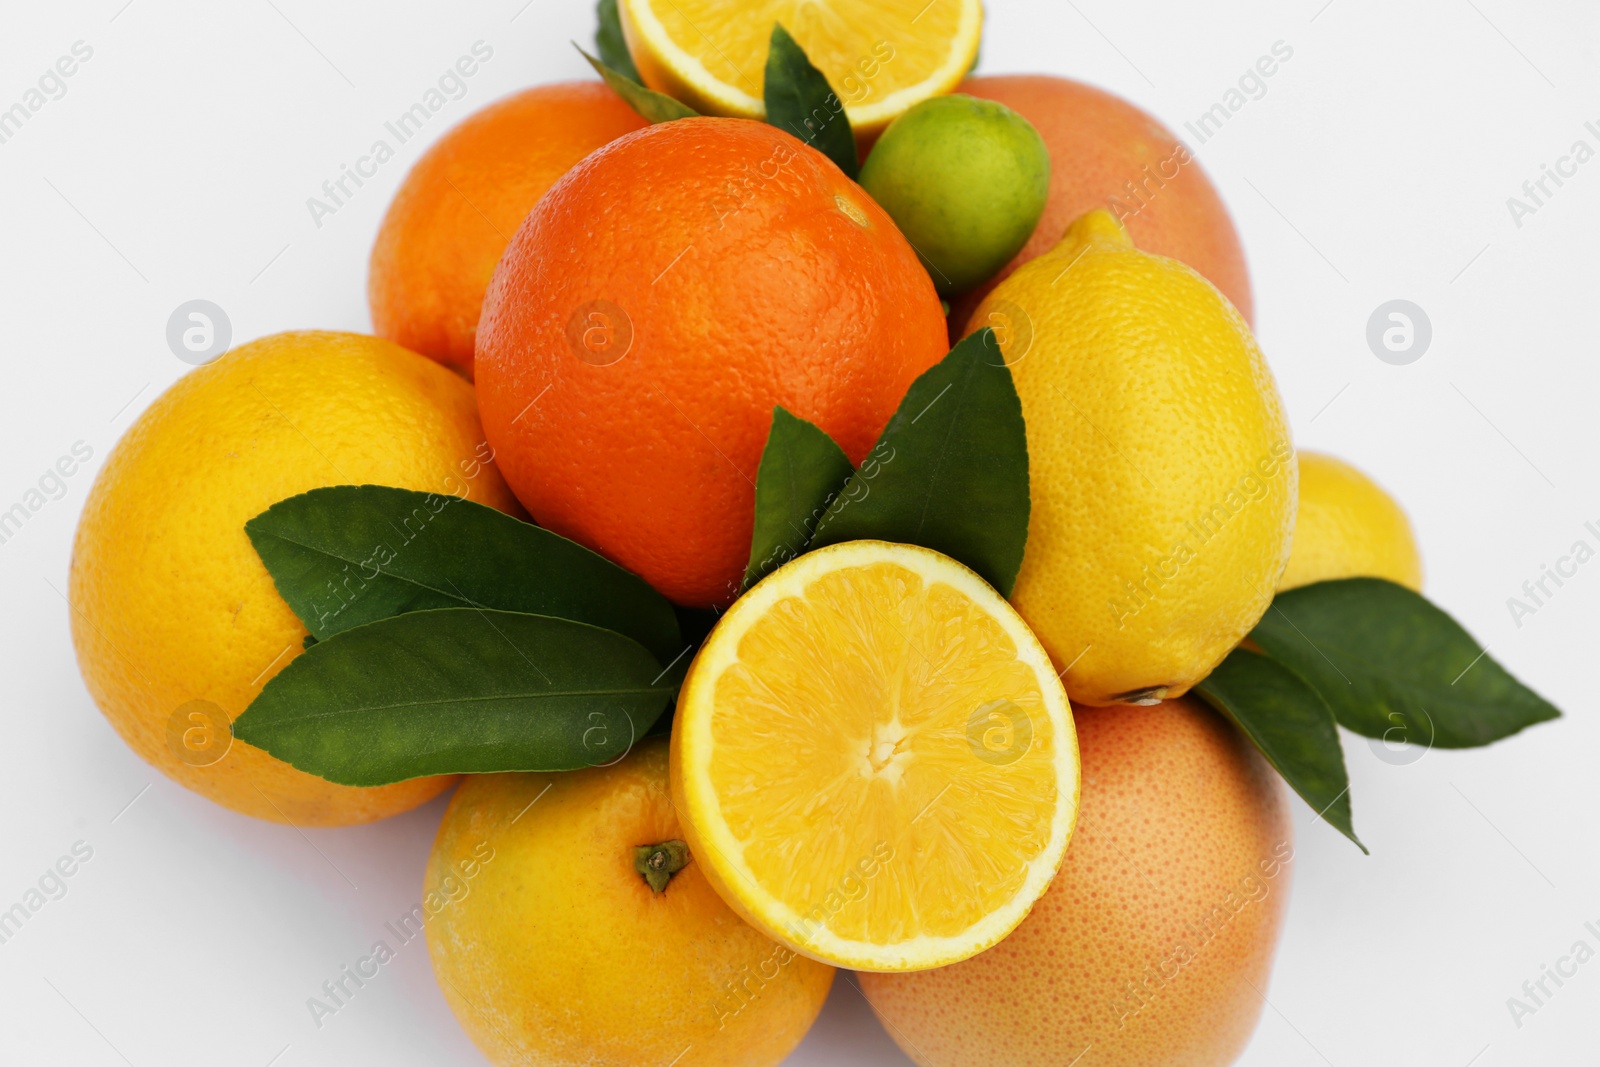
[475,118,949,606]
[861,699,1291,1067]
[425,740,834,1066]
[368,81,648,377]
[951,75,1253,330]
[69,332,520,826]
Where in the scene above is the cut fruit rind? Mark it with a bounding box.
[619,0,983,138]
[671,540,1079,972]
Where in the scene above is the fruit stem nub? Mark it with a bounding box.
[1114,686,1169,706]
[633,840,691,893]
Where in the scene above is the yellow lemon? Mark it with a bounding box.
[1279,451,1422,592]
[68,332,519,825]
[968,210,1295,706]
[619,0,982,139]
[671,540,1079,972]
[424,739,834,1067]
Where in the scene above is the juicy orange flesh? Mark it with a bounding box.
[648,0,965,110]
[707,561,1059,945]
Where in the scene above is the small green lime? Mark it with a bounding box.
[859,94,1050,296]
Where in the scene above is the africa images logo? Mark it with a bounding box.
[305,41,493,229]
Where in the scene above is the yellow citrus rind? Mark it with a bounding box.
[671,539,1079,971]
[620,0,983,138]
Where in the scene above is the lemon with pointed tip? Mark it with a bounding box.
[968,209,1295,707]
[1279,452,1422,592]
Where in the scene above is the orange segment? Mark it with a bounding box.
[620,0,983,137]
[671,540,1078,971]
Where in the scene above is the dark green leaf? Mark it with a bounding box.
[744,407,855,590]
[1197,649,1365,852]
[245,485,680,662]
[674,604,720,649]
[595,0,640,82]
[648,606,721,739]
[577,45,697,123]
[645,706,676,739]
[810,329,1030,595]
[1252,578,1560,748]
[763,23,858,179]
[232,609,675,786]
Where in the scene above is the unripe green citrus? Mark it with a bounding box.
[859,93,1050,296]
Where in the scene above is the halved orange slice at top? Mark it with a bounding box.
[619,0,984,138]
[671,540,1078,971]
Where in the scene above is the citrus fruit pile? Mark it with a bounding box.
[68,4,1560,1066]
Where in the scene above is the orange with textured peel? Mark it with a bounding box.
[369,82,647,377]
[69,332,518,825]
[426,739,834,1067]
[475,118,948,606]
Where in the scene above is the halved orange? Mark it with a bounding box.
[670,540,1078,971]
[619,0,983,138]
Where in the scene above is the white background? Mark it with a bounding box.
[2,1,1597,1064]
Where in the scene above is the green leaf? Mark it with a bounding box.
[1252,578,1561,748]
[576,45,697,123]
[810,329,1030,596]
[744,408,855,590]
[232,609,675,786]
[763,23,858,179]
[245,485,681,663]
[645,706,676,739]
[595,0,640,82]
[674,604,720,649]
[1197,649,1365,852]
